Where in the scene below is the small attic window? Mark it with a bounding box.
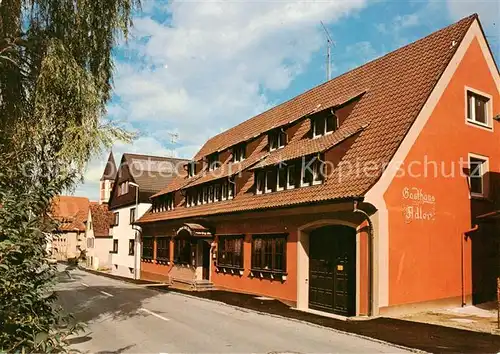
[187,161,196,178]
[207,153,219,171]
[232,143,246,163]
[312,110,338,138]
[269,129,287,151]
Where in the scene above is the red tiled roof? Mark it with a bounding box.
[51,196,90,232]
[138,14,477,224]
[251,122,368,170]
[89,203,114,237]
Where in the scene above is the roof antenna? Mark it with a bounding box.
[168,132,179,144]
[320,21,335,81]
[167,132,179,158]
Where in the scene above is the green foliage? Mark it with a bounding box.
[0,0,139,351]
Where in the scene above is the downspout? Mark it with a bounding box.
[353,199,374,317]
[462,224,478,306]
[132,224,142,280]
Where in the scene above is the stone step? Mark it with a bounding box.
[170,277,215,291]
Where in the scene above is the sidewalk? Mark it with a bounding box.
[75,267,500,353]
[398,302,500,335]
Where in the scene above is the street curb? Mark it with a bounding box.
[76,266,158,285]
[76,266,426,353]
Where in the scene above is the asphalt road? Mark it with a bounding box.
[56,266,409,353]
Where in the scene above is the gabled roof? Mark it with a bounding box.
[101,152,117,181]
[121,153,189,193]
[138,14,479,224]
[51,196,90,232]
[89,203,114,237]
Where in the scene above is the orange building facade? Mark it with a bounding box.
[137,15,500,317]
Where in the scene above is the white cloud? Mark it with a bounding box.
[74,0,369,200]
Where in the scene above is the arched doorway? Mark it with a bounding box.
[308,225,356,316]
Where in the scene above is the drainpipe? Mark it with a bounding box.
[129,182,140,280]
[462,225,478,306]
[353,199,374,317]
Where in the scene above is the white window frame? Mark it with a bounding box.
[286,165,296,190]
[202,187,207,204]
[255,172,264,195]
[300,158,312,187]
[312,114,337,139]
[265,170,273,193]
[228,182,234,199]
[269,130,286,152]
[312,159,324,185]
[207,185,214,203]
[187,162,195,178]
[207,154,219,171]
[233,144,246,163]
[276,167,286,192]
[465,86,493,131]
[468,152,489,198]
[197,189,203,205]
[221,182,228,200]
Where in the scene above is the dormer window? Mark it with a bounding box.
[152,193,174,212]
[269,129,286,151]
[232,143,246,163]
[118,181,129,196]
[312,110,338,138]
[301,156,324,186]
[185,179,234,208]
[187,161,196,178]
[255,171,265,195]
[207,153,219,171]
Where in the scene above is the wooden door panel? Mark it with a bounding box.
[309,225,356,316]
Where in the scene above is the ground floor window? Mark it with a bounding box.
[251,234,287,273]
[142,237,154,260]
[174,239,191,265]
[128,239,135,255]
[218,235,244,268]
[156,237,171,263]
[112,239,118,253]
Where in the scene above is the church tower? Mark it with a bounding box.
[100,152,117,204]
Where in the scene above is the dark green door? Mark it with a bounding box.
[309,225,356,316]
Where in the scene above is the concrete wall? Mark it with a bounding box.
[110,203,150,278]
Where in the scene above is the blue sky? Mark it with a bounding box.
[75,0,500,201]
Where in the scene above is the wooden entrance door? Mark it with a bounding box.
[309,225,356,316]
[202,240,211,280]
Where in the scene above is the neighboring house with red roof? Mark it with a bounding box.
[85,203,114,270]
[136,14,500,317]
[50,196,90,261]
[107,153,188,279]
